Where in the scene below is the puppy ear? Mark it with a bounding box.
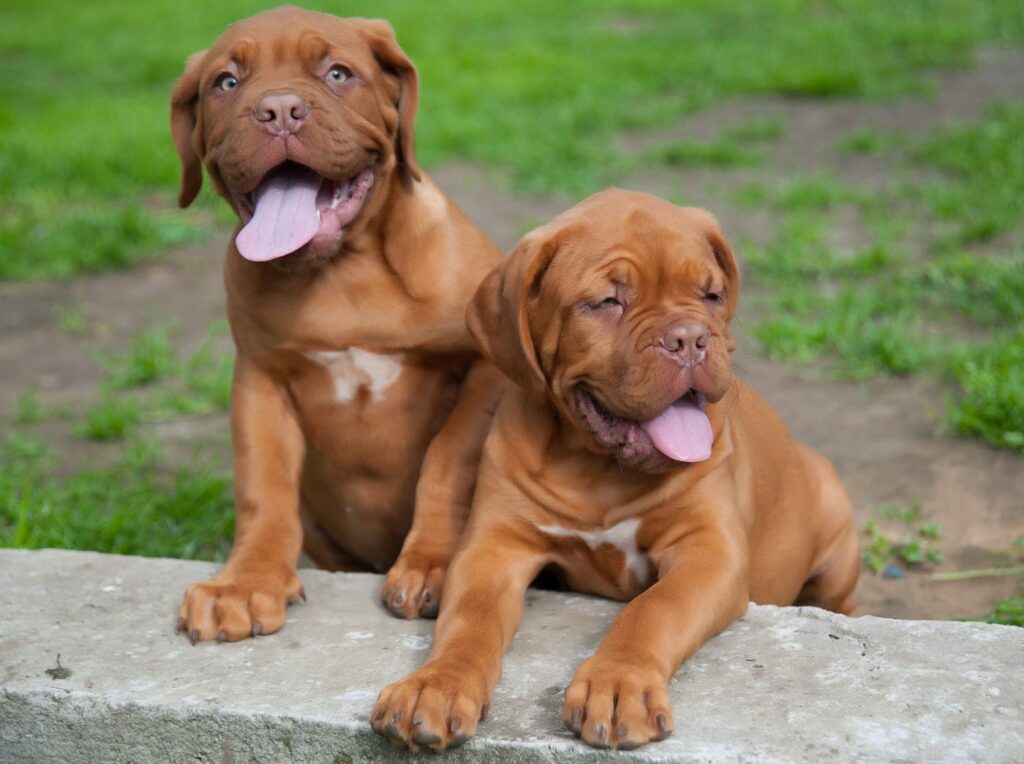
[688,208,740,321]
[170,50,207,208]
[357,20,421,182]
[467,232,559,400]
[708,227,740,321]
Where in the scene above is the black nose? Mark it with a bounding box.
[660,322,709,365]
[253,93,309,135]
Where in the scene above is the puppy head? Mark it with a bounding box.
[170,7,420,268]
[468,189,740,473]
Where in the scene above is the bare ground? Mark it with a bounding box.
[2,49,1022,621]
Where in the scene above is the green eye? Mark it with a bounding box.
[326,65,350,83]
[216,74,239,92]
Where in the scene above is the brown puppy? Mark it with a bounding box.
[371,189,859,750]
[170,7,503,641]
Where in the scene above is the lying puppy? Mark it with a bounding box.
[372,189,859,750]
[170,7,502,641]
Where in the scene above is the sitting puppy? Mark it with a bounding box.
[170,7,503,641]
[371,189,859,750]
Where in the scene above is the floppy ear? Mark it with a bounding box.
[356,20,421,182]
[708,226,740,321]
[170,50,207,208]
[466,231,559,401]
[687,208,740,321]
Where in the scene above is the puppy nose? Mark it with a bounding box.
[661,322,709,364]
[253,93,309,135]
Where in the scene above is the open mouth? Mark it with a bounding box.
[577,385,712,463]
[233,161,375,262]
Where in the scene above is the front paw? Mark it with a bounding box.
[371,662,488,750]
[562,656,673,750]
[176,569,305,643]
[380,548,447,619]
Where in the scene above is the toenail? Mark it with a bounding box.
[189,629,199,645]
[252,621,263,636]
[411,726,441,746]
[656,712,669,733]
[567,708,582,730]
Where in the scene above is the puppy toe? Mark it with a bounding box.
[248,590,287,635]
[212,596,252,642]
[580,685,614,748]
[381,552,448,619]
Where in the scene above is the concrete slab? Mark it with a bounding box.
[0,548,1021,763]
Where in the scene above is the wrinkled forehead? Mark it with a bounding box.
[546,205,724,294]
[205,11,373,72]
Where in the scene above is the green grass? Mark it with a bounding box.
[747,104,1024,453]
[984,539,1024,625]
[0,432,233,560]
[647,138,762,168]
[862,504,944,575]
[74,396,141,441]
[915,103,1024,244]
[946,332,1024,452]
[835,128,905,155]
[15,390,47,425]
[99,326,178,390]
[1,324,236,558]
[737,175,862,212]
[987,590,1024,626]
[2,0,1022,279]
[56,301,87,335]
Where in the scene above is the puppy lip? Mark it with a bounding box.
[231,159,376,226]
[577,383,705,424]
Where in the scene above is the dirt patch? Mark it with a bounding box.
[2,50,1022,622]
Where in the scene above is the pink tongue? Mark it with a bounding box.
[236,165,322,262]
[639,396,713,463]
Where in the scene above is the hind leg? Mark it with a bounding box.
[796,521,860,614]
[794,448,860,614]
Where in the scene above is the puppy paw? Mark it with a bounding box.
[562,657,673,750]
[380,549,447,619]
[371,663,488,750]
[176,570,305,644]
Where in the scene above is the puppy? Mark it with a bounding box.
[371,189,859,750]
[170,7,503,641]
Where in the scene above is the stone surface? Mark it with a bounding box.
[0,549,1021,763]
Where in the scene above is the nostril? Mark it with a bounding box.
[662,322,710,356]
[253,94,308,131]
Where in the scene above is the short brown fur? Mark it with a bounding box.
[372,189,859,750]
[171,7,503,642]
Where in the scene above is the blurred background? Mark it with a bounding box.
[1,0,1021,624]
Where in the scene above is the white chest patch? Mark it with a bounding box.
[304,348,404,404]
[536,517,651,584]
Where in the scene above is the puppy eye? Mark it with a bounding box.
[326,65,351,83]
[215,73,239,92]
[704,291,724,305]
[592,296,622,310]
